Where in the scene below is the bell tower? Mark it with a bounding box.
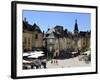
[74,19,79,51]
[74,19,79,34]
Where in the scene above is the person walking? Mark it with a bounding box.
[42,59,47,68]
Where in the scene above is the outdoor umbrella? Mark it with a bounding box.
[23,52,31,56]
[23,60,32,63]
[28,53,44,58]
[31,51,44,55]
[23,51,44,56]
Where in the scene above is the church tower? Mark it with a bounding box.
[74,19,79,34]
[73,19,79,51]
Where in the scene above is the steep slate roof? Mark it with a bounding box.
[46,25,74,38]
[46,25,90,39]
[23,21,33,31]
[54,25,65,38]
[54,25,63,30]
[46,28,55,34]
[32,23,42,33]
[63,29,74,38]
[23,21,42,33]
[79,31,91,37]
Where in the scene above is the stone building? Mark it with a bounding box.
[44,19,91,57]
[23,18,43,52]
[73,19,91,51]
[23,31,33,51]
[23,18,90,58]
[32,23,43,50]
[78,31,91,51]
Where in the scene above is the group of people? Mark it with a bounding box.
[51,59,58,64]
[50,51,59,64]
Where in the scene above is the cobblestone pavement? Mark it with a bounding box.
[46,56,91,68]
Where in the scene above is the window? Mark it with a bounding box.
[23,37,26,47]
[35,34,38,39]
[28,38,30,44]
[24,37,26,44]
[83,42,85,45]
[28,37,31,50]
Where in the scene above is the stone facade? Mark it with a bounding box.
[32,27,43,50]
[23,18,90,58]
[44,20,90,57]
[23,31,33,51]
[23,19,43,52]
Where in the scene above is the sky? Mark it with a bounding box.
[22,10,91,32]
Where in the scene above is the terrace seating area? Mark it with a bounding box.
[23,59,47,69]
